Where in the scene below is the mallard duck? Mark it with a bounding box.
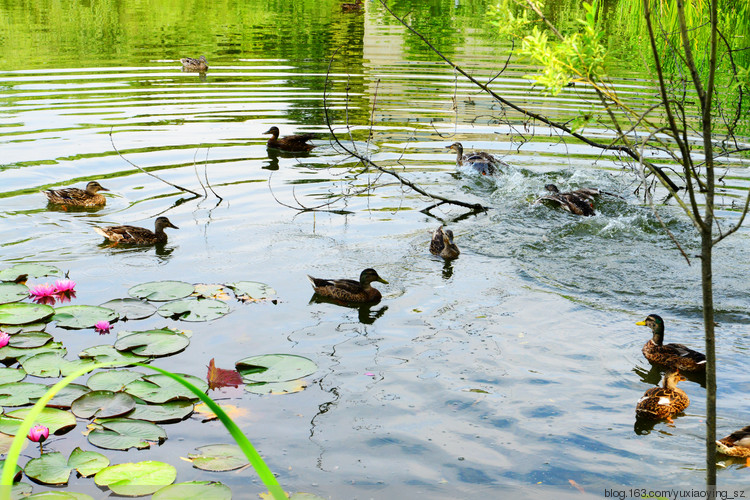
[341,0,363,11]
[635,369,689,421]
[430,226,460,260]
[307,268,388,304]
[637,314,706,373]
[446,142,506,176]
[263,126,316,152]
[94,216,178,245]
[181,56,208,72]
[716,426,750,460]
[535,184,596,216]
[43,181,109,207]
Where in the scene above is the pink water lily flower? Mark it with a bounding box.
[53,279,76,294]
[28,283,57,305]
[0,332,9,348]
[95,320,112,335]
[28,424,49,443]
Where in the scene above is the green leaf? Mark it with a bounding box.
[0,382,49,406]
[25,492,94,500]
[226,281,277,300]
[87,370,144,392]
[0,407,77,435]
[9,331,52,348]
[87,418,167,451]
[0,322,46,333]
[124,374,207,404]
[71,390,136,419]
[127,401,194,423]
[0,342,65,363]
[94,461,176,496]
[156,298,230,322]
[24,447,110,485]
[114,329,189,357]
[152,481,232,500]
[245,380,308,395]
[0,460,22,482]
[53,305,118,329]
[0,367,25,385]
[99,298,156,320]
[68,447,111,477]
[0,264,61,281]
[0,283,29,305]
[128,281,195,302]
[20,352,96,378]
[236,354,317,383]
[78,345,148,367]
[47,384,90,409]
[0,303,55,325]
[188,444,249,471]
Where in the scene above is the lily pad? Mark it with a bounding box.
[114,329,189,357]
[71,390,136,419]
[26,492,94,500]
[0,382,49,406]
[0,322,46,333]
[188,444,249,472]
[0,303,55,325]
[9,331,52,348]
[129,281,194,302]
[156,298,230,322]
[24,448,110,485]
[0,367,25,385]
[193,284,231,300]
[99,298,156,321]
[0,460,22,482]
[78,345,147,367]
[0,342,65,363]
[53,305,118,329]
[20,352,96,378]
[87,418,167,451]
[127,401,194,423]
[0,407,77,435]
[87,370,144,392]
[124,374,207,404]
[0,264,61,281]
[0,283,29,305]
[152,481,232,500]
[236,354,317,383]
[226,281,277,301]
[95,461,176,497]
[48,384,91,409]
[245,379,309,395]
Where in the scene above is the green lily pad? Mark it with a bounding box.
[153,481,231,500]
[0,407,77,435]
[9,331,52,348]
[156,298,230,322]
[236,354,317,383]
[0,322,46,333]
[0,382,48,406]
[71,390,136,419]
[87,370,144,392]
[53,305,118,329]
[0,303,55,325]
[114,329,189,357]
[0,283,29,305]
[0,460,22,482]
[124,374,207,404]
[127,401,194,423]
[78,345,148,367]
[0,264,61,282]
[24,448,110,485]
[0,342,65,363]
[48,384,90,409]
[95,461,176,497]
[188,444,249,472]
[26,492,94,500]
[99,298,156,321]
[0,367,25,385]
[226,281,277,301]
[128,281,195,302]
[20,352,96,378]
[87,418,167,451]
[245,379,309,395]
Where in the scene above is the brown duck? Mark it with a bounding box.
[341,0,363,11]
[181,56,208,72]
[635,370,689,421]
[307,268,388,304]
[263,126,315,152]
[637,314,706,373]
[430,226,460,260]
[535,184,596,216]
[446,142,506,176]
[716,426,750,462]
[43,181,109,207]
[94,216,178,245]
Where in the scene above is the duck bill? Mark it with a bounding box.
[377,278,389,284]
[635,320,646,326]
[168,222,179,229]
[99,186,110,191]
[263,128,273,135]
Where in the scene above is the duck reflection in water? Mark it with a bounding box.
[308,294,388,325]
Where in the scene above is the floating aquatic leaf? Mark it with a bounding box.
[99,298,156,320]
[156,298,230,322]
[0,407,77,435]
[236,354,317,383]
[87,418,167,451]
[9,331,52,348]
[114,329,189,357]
[0,303,55,325]
[78,345,147,367]
[87,370,144,392]
[94,461,176,496]
[124,374,207,404]
[0,432,26,455]
[152,481,232,500]
[207,358,243,390]
[0,342,65,364]
[24,448,110,485]
[127,401,194,423]
[25,492,94,500]
[53,305,118,329]
[0,283,29,305]
[226,281,277,303]
[245,380,308,395]
[193,284,231,300]
[48,384,90,409]
[0,382,48,406]
[0,264,61,282]
[128,281,195,302]
[0,322,46,334]
[71,390,136,419]
[20,352,96,378]
[0,367,25,385]
[0,459,22,482]
[188,444,249,472]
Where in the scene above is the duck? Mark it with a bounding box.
[716,426,750,461]
[430,226,460,260]
[637,314,706,373]
[181,56,208,72]
[307,268,388,304]
[446,142,506,176]
[94,216,178,245]
[341,0,363,11]
[43,181,109,207]
[635,369,689,421]
[263,126,316,152]
[535,184,596,216]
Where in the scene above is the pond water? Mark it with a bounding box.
[1,0,750,498]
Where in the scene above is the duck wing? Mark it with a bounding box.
[430,228,446,255]
[663,342,706,363]
[96,225,155,243]
[45,187,86,202]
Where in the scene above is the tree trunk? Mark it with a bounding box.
[701,230,716,485]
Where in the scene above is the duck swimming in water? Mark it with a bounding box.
[430,227,460,260]
[635,369,689,422]
[446,142,507,176]
[307,268,388,304]
[94,216,179,245]
[181,56,208,72]
[43,181,110,207]
[716,426,750,462]
[263,126,316,152]
[636,314,706,373]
